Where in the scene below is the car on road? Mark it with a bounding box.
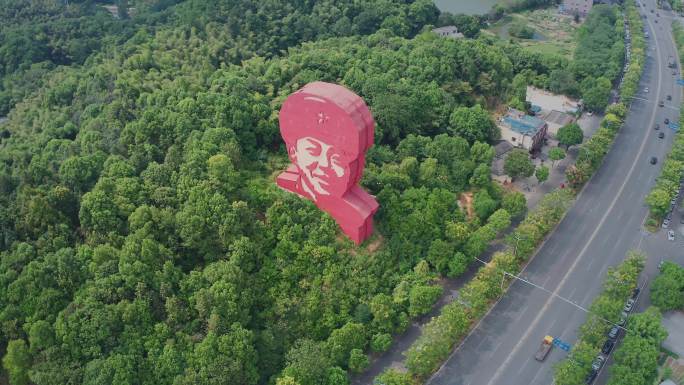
[535,335,554,361]
[602,340,615,354]
[659,101,665,107]
[668,230,675,241]
[667,95,672,101]
[651,156,658,164]
[663,218,670,228]
[665,118,670,124]
[591,355,606,372]
[644,87,649,93]
[608,326,620,340]
[655,123,660,130]
[632,288,640,299]
[624,298,635,313]
[659,132,665,139]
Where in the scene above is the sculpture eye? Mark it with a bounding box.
[306,141,322,156]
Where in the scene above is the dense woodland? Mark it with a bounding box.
[0,1,626,385]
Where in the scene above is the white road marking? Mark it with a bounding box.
[483,9,665,385]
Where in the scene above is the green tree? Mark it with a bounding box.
[535,165,549,184]
[548,147,566,168]
[326,323,367,367]
[650,262,684,311]
[502,191,527,218]
[645,188,671,219]
[581,77,612,112]
[408,284,443,317]
[347,349,369,373]
[628,307,668,344]
[2,339,31,385]
[504,149,534,181]
[448,105,499,143]
[473,190,498,221]
[557,123,584,148]
[282,339,332,385]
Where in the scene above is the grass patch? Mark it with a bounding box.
[485,7,579,59]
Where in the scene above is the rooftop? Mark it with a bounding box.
[432,26,459,34]
[502,109,546,136]
[543,110,575,126]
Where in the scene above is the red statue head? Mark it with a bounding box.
[277,82,379,244]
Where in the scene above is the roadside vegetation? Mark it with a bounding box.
[0,1,602,385]
[645,23,684,225]
[553,251,645,385]
[380,188,574,383]
[650,261,684,312]
[377,2,642,382]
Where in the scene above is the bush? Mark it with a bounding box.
[408,284,443,317]
[370,333,393,353]
[509,22,535,39]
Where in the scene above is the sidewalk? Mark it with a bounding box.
[352,113,602,384]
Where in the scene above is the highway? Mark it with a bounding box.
[427,1,684,385]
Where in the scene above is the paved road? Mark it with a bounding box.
[428,2,684,385]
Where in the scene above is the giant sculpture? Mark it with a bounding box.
[276,81,379,244]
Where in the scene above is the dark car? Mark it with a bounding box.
[659,132,665,139]
[632,288,640,299]
[667,95,672,100]
[655,123,660,130]
[659,101,665,107]
[585,370,598,385]
[651,156,658,165]
[602,340,615,354]
[591,355,606,372]
[608,326,620,340]
[665,118,670,124]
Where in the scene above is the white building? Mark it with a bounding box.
[432,26,464,39]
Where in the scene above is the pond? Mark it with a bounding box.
[433,0,500,15]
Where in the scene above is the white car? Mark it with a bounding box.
[668,230,675,241]
[645,87,649,93]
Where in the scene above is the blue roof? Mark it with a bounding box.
[530,105,542,113]
[503,114,545,135]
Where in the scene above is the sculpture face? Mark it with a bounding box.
[292,136,347,200]
[276,81,379,245]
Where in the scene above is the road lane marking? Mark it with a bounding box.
[489,340,504,359]
[517,356,533,376]
[483,8,665,385]
[515,304,529,322]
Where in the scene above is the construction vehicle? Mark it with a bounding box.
[535,335,554,361]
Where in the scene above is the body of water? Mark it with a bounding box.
[433,0,500,15]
